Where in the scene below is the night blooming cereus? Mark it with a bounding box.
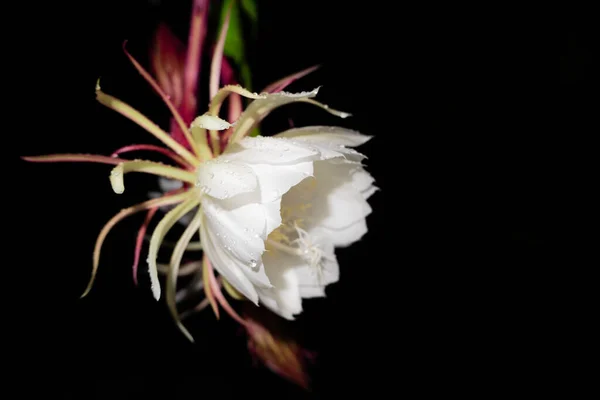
[22,3,376,345]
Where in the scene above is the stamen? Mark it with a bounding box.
[266,224,329,283]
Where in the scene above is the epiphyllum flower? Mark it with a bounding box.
[23,5,376,341]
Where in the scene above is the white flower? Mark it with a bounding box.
[26,79,377,340]
[197,126,376,319]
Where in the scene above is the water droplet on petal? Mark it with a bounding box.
[248,259,257,268]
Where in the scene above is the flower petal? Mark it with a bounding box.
[274,126,372,147]
[209,0,232,100]
[82,191,190,298]
[200,219,259,304]
[196,159,257,199]
[192,114,235,130]
[259,251,303,319]
[309,161,373,230]
[229,87,321,143]
[298,286,326,298]
[166,207,203,342]
[202,255,220,319]
[248,161,313,203]
[111,144,189,167]
[133,207,158,286]
[221,136,319,165]
[263,200,283,235]
[201,197,266,271]
[350,167,375,189]
[96,82,199,167]
[110,161,196,194]
[361,185,379,200]
[123,42,205,160]
[147,197,199,300]
[320,218,368,248]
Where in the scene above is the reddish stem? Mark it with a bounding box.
[21,154,129,165]
[205,257,249,327]
[111,144,190,169]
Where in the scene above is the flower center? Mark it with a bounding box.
[266,223,329,282]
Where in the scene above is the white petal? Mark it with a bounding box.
[256,288,291,318]
[310,161,372,230]
[362,185,379,200]
[350,168,376,193]
[191,113,234,130]
[231,87,321,141]
[322,218,369,247]
[259,250,304,319]
[263,199,283,236]
[275,126,372,147]
[200,220,259,303]
[196,159,257,199]
[249,162,313,203]
[202,197,266,265]
[298,286,326,298]
[221,136,319,165]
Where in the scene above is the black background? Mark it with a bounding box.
[12,1,594,398]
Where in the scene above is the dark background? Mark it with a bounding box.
[12,1,593,398]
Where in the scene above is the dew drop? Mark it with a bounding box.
[248,259,258,268]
